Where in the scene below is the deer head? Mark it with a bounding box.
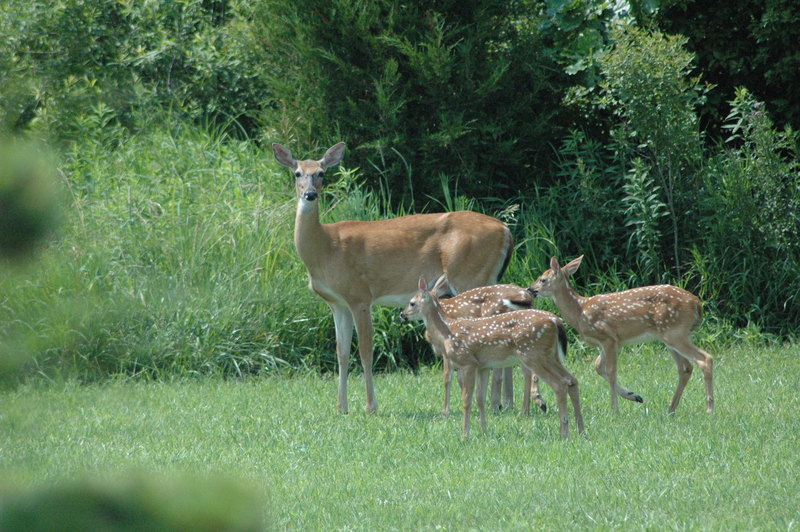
[272,142,346,205]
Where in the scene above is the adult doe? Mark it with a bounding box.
[273,142,514,414]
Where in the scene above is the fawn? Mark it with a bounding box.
[429,275,548,416]
[529,256,714,414]
[401,278,584,439]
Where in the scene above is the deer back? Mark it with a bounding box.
[446,310,560,368]
[438,284,533,320]
[308,211,513,307]
[580,285,703,343]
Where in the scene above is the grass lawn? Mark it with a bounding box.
[2,342,799,530]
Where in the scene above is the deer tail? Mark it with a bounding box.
[555,318,568,365]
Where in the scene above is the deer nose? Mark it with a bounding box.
[399,311,408,322]
[303,190,318,201]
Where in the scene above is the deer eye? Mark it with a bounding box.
[294,170,302,178]
[318,171,325,177]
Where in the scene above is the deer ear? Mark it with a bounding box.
[430,274,449,296]
[418,277,428,291]
[272,143,296,169]
[563,255,583,276]
[321,142,346,170]
[550,256,560,272]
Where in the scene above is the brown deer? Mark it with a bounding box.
[273,142,514,414]
[528,256,714,414]
[429,276,548,416]
[401,278,584,439]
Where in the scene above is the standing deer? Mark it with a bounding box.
[273,142,514,414]
[401,278,584,439]
[528,256,714,414]
[429,276,548,416]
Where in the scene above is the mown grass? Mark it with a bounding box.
[3,342,798,530]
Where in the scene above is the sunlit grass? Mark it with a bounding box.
[3,342,798,529]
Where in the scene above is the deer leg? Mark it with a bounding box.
[531,371,547,413]
[533,364,569,439]
[593,350,642,407]
[330,304,355,414]
[522,369,547,416]
[522,368,531,416]
[461,366,477,439]
[667,338,714,414]
[564,371,584,435]
[350,303,377,414]
[549,372,570,439]
[666,347,693,414]
[442,356,452,417]
[503,367,514,410]
[490,369,503,411]
[597,343,622,412]
[477,368,490,435]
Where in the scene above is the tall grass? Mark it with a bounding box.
[1,118,793,384]
[1,123,328,381]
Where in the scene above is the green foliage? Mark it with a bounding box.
[545,129,626,266]
[621,158,668,280]
[545,27,708,282]
[249,0,567,202]
[1,122,327,382]
[536,0,644,83]
[694,88,800,331]
[0,0,267,141]
[594,26,707,277]
[0,473,266,532]
[659,0,800,133]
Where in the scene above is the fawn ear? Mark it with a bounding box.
[430,274,450,296]
[550,256,560,272]
[563,255,584,276]
[321,142,346,170]
[418,277,428,291]
[272,143,296,169]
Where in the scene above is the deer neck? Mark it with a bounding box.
[294,198,332,269]
[422,298,454,346]
[551,281,588,330]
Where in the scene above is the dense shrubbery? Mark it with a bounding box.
[247,0,573,201]
[658,0,800,133]
[1,1,798,382]
[0,0,268,140]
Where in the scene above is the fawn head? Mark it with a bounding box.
[272,142,346,204]
[400,276,448,322]
[528,255,583,298]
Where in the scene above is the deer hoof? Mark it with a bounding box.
[632,393,643,403]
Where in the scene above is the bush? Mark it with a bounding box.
[0,0,268,141]
[594,26,708,279]
[694,88,800,332]
[248,0,570,203]
[659,0,800,134]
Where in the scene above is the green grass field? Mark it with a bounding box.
[3,342,798,530]
[1,122,798,530]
